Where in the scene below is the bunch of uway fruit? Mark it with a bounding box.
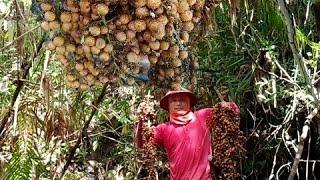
[37,0,208,90]
[207,102,246,180]
[136,93,157,179]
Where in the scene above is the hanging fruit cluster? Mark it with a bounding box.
[37,0,205,90]
[137,94,157,179]
[136,94,157,179]
[207,102,246,180]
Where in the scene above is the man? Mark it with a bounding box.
[136,88,239,179]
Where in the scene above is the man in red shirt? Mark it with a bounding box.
[136,88,239,180]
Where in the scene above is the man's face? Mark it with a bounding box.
[168,94,191,113]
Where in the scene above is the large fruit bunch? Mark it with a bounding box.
[36,0,209,90]
[207,103,246,180]
[136,94,157,179]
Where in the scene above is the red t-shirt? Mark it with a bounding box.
[153,108,214,180]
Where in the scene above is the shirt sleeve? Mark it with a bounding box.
[196,108,215,123]
[152,123,166,147]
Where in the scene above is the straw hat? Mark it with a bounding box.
[160,88,198,111]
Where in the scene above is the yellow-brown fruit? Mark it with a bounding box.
[146,0,161,9]
[80,0,90,14]
[143,30,155,42]
[53,36,65,47]
[115,31,126,42]
[147,20,161,32]
[71,23,79,31]
[99,76,109,84]
[62,23,72,32]
[131,46,140,54]
[149,55,158,64]
[165,24,174,37]
[72,80,80,88]
[69,6,80,13]
[165,68,175,77]
[155,7,164,15]
[168,4,178,16]
[82,45,91,54]
[127,52,139,63]
[126,30,136,40]
[45,41,56,50]
[40,21,50,31]
[55,54,66,61]
[91,69,100,76]
[172,58,182,67]
[187,0,197,6]
[40,3,52,11]
[119,14,131,24]
[180,10,193,22]
[66,74,76,82]
[135,7,149,18]
[171,81,182,89]
[71,12,80,22]
[118,24,127,31]
[108,23,116,31]
[177,0,190,13]
[91,46,100,55]
[79,69,88,76]
[134,20,147,32]
[179,50,188,60]
[160,41,170,50]
[104,44,114,53]
[181,31,189,43]
[170,44,179,57]
[56,46,66,55]
[60,12,72,23]
[134,0,146,7]
[89,26,101,36]
[120,64,129,74]
[85,53,93,60]
[76,46,84,55]
[84,36,95,46]
[183,21,194,31]
[158,15,168,25]
[158,74,165,81]
[66,44,76,52]
[100,26,109,34]
[153,27,166,40]
[99,52,110,62]
[80,16,91,27]
[141,44,150,53]
[79,83,89,91]
[97,4,109,16]
[132,66,140,74]
[149,41,160,50]
[44,11,56,21]
[95,38,106,49]
[86,74,95,83]
[75,63,84,71]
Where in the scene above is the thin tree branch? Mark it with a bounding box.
[59,84,109,179]
[0,24,40,51]
[288,108,318,180]
[0,37,44,141]
[276,0,318,103]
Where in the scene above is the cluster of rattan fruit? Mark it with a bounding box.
[136,94,157,179]
[207,102,246,180]
[38,0,204,90]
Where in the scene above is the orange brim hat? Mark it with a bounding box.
[160,89,198,111]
